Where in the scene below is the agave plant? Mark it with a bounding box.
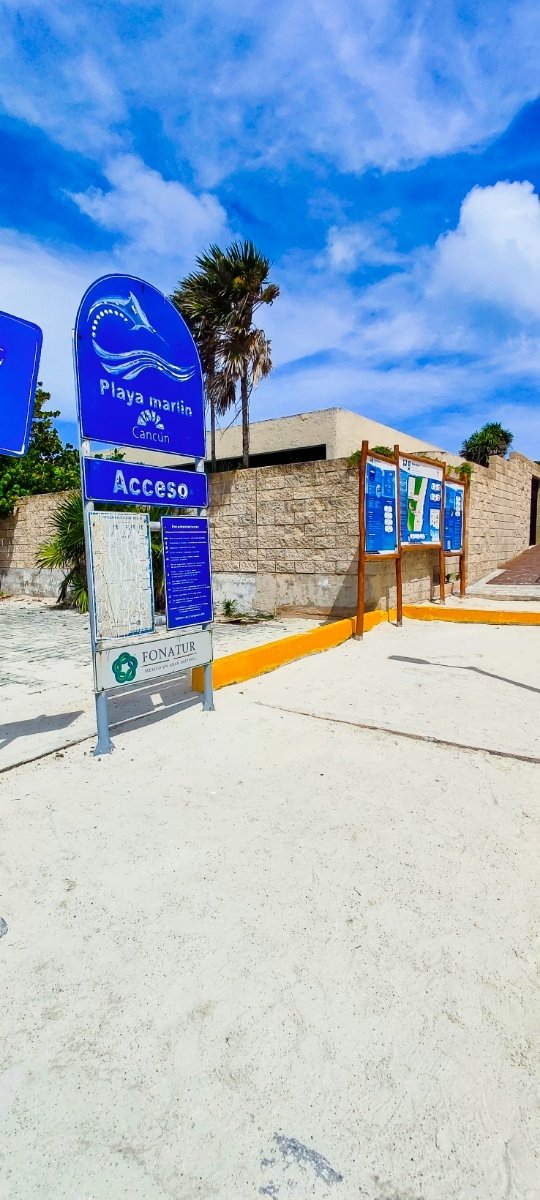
[36,491,88,611]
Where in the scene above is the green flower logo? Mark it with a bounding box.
[112,651,138,684]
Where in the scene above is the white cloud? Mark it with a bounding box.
[71,155,230,259]
[326,222,404,271]
[431,181,540,319]
[2,1,540,180]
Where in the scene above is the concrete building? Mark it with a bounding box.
[121,407,447,469]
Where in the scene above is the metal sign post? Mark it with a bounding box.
[74,273,214,754]
[0,309,42,457]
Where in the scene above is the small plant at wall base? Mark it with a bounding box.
[461,422,513,467]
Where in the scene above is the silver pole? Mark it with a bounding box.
[195,456,214,712]
[79,437,114,755]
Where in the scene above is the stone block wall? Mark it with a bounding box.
[465,452,540,582]
[1,450,539,611]
[0,491,69,597]
[209,460,438,614]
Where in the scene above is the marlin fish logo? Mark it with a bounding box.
[88,292,195,382]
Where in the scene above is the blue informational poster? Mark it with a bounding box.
[75,275,205,458]
[399,457,443,546]
[444,481,464,552]
[0,309,42,457]
[162,517,213,630]
[365,456,398,554]
[82,457,208,509]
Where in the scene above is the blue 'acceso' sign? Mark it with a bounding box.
[74,274,205,458]
[82,457,208,508]
[0,309,43,457]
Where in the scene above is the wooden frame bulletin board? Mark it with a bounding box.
[355,441,468,638]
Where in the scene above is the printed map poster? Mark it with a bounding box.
[89,511,154,641]
[399,457,443,547]
[365,456,398,554]
[444,481,465,552]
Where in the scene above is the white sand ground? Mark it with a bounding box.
[0,598,320,770]
[1,620,539,1200]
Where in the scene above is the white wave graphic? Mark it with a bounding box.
[89,292,196,382]
[94,344,195,382]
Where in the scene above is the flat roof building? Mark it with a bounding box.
[120,407,447,470]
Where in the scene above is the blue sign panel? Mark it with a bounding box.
[444,481,464,552]
[75,275,205,458]
[162,517,213,630]
[365,456,398,554]
[82,457,208,509]
[399,457,443,546]
[0,309,42,457]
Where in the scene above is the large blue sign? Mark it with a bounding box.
[162,517,213,630]
[0,309,42,457]
[399,457,443,546]
[365,456,398,554]
[74,275,205,459]
[444,481,464,552]
[82,457,208,509]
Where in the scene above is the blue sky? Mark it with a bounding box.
[1,0,540,456]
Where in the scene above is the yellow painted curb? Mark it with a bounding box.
[192,607,396,692]
[403,604,540,626]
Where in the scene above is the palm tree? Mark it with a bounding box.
[173,240,279,469]
[219,240,279,467]
[172,264,234,470]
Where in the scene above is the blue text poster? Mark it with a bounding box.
[365,456,398,554]
[162,517,213,630]
[444,481,464,552]
[399,457,443,546]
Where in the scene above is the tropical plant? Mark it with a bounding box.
[172,240,279,469]
[0,385,80,517]
[35,491,89,610]
[460,422,513,466]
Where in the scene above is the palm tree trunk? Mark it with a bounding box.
[210,394,216,471]
[241,370,249,467]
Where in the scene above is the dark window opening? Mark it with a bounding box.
[205,443,327,472]
[530,477,539,544]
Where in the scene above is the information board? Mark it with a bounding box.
[82,456,208,508]
[95,628,212,690]
[162,517,213,630]
[365,456,398,554]
[89,511,154,641]
[75,274,205,458]
[399,457,443,546]
[444,480,465,552]
[0,309,42,457]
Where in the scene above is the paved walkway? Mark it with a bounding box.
[487,542,540,585]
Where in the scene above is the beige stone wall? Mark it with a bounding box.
[0,491,71,597]
[466,452,540,583]
[1,450,539,608]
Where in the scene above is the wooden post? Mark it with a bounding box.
[355,440,368,639]
[460,476,469,597]
[438,468,446,605]
[394,444,403,625]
